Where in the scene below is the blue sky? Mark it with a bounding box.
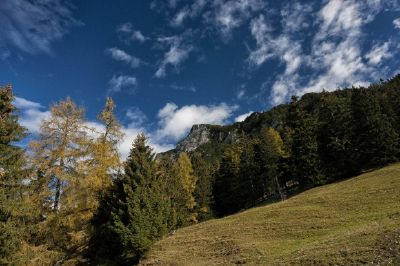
[1,0,400,157]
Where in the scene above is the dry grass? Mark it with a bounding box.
[140,163,400,265]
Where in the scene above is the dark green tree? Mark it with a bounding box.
[191,152,214,221]
[88,134,173,264]
[213,144,242,216]
[288,96,323,186]
[351,88,399,168]
[0,85,29,264]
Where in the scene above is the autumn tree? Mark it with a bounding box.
[29,97,91,257]
[84,97,124,211]
[259,128,287,200]
[171,152,198,225]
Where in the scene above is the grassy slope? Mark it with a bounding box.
[141,164,400,265]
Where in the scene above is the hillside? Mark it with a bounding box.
[140,163,400,265]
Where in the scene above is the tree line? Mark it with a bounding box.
[1,75,400,264]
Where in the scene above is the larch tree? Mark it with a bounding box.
[84,97,124,212]
[171,152,198,225]
[259,127,287,201]
[29,97,91,255]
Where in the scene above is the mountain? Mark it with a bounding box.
[140,163,400,265]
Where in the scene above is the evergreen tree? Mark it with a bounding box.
[191,152,214,221]
[0,85,29,264]
[317,91,354,179]
[351,88,399,168]
[288,96,323,186]
[88,134,172,264]
[214,144,242,216]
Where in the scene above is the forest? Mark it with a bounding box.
[1,74,400,265]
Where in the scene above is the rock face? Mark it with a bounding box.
[175,124,240,153]
[176,124,212,153]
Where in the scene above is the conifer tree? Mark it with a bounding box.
[29,97,91,255]
[88,134,172,264]
[214,144,242,216]
[85,97,124,210]
[351,89,399,168]
[288,96,322,186]
[191,152,214,221]
[0,85,29,264]
[170,152,198,225]
[259,128,287,200]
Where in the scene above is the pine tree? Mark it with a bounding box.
[0,85,29,264]
[88,134,172,264]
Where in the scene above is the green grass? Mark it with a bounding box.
[140,163,400,265]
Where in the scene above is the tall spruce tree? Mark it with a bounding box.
[351,88,399,168]
[0,85,29,264]
[288,96,323,186]
[214,144,242,216]
[88,134,172,264]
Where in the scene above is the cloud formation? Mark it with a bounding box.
[235,111,253,122]
[0,0,78,54]
[108,75,137,94]
[117,23,149,43]
[13,97,50,134]
[106,47,140,68]
[394,18,400,29]
[247,0,400,105]
[155,36,193,78]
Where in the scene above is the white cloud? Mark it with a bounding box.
[155,36,192,78]
[13,97,50,134]
[236,89,246,100]
[0,0,78,54]
[106,47,140,68]
[108,75,137,94]
[155,102,237,141]
[366,42,392,65]
[235,111,253,122]
[393,18,400,29]
[210,0,265,39]
[171,8,189,27]
[117,23,149,43]
[126,107,147,126]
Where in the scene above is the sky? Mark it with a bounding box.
[1,0,400,158]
